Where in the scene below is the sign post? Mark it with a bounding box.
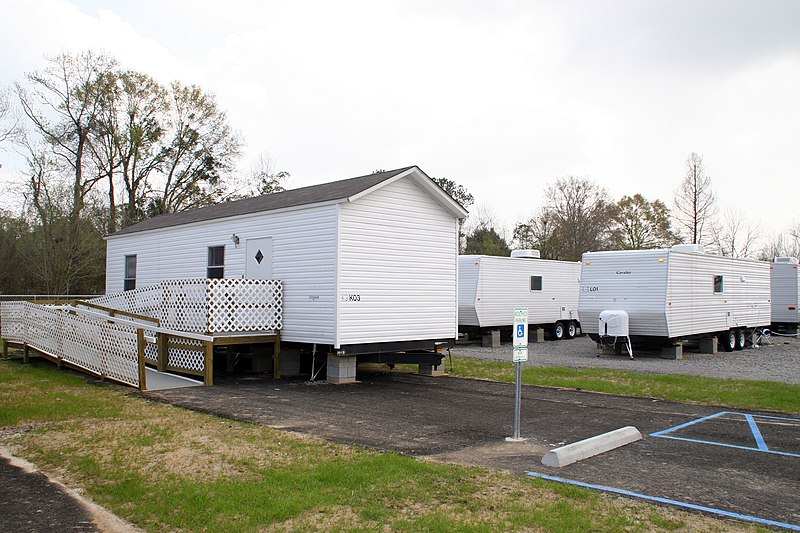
[508,307,528,441]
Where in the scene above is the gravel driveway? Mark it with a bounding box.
[451,333,800,384]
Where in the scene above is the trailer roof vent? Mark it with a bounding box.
[774,257,799,264]
[671,244,705,254]
[510,249,541,259]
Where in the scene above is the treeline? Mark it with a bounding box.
[458,154,800,262]
[0,51,798,295]
[0,51,283,295]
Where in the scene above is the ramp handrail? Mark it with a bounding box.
[1,302,216,389]
[73,300,161,325]
[57,305,213,342]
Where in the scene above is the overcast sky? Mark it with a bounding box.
[1,0,798,242]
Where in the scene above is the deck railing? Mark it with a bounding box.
[88,278,283,334]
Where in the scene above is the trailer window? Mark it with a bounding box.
[713,275,723,293]
[124,255,137,291]
[207,246,225,279]
[530,275,542,291]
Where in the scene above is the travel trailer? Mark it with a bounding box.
[579,245,771,353]
[458,251,581,340]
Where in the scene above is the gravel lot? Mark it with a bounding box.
[451,332,800,384]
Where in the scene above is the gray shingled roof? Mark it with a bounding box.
[109,166,415,237]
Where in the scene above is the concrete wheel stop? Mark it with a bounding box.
[541,426,642,467]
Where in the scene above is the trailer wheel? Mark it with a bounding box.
[720,330,736,352]
[552,322,565,341]
[735,329,747,350]
[566,321,577,339]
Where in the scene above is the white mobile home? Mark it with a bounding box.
[458,252,581,340]
[105,166,468,382]
[579,245,771,352]
[771,257,800,330]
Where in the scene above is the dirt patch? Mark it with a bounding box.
[423,439,548,470]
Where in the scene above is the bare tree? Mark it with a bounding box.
[249,153,290,195]
[712,208,762,258]
[673,152,717,245]
[759,220,800,260]
[0,88,20,146]
[512,211,560,259]
[15,51,117,222]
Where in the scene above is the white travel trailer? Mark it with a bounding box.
[458,251,581,340]
[579,245,771,353]
[771,257,800,331]
[105,166,468,382]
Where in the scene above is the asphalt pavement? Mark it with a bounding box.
[0,450,99,533]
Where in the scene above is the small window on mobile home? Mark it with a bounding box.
[713,275,723,293]
[124,255,137,291]
[530,275,543,291]
[207,246,225,279]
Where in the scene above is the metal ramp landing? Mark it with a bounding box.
[145,368,203,391]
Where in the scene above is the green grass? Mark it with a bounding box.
[0,360,127,426]
[0,359,745,532]
[448,357,800,413]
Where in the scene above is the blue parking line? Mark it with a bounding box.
[649,411,727,437]
[744,414,768,452]
[527,472,800,531]
[653,434,800,458]
[650,411,800,457]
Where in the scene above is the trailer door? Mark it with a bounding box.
[245,237,273,279]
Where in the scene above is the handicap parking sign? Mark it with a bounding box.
[513,307,528,348]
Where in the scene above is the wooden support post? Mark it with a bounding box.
[273,332,281,380]
[204,341,213,386]
[23,344,30,363]
[137,328,147,391]
[157,333,168,372]
[2,340,8,359]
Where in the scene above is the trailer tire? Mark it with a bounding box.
[552,322,565,341]
[566,321,577,339]
[735,329,747,350]
[720,330,736,352]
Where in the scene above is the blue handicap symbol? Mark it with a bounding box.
[516,324,525,338]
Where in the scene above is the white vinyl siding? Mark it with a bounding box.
[665,252,771,337]
[337,178,458,345]
[771,262,800,324]
[579,250,670,336]
[106,204,339,344]
[459,255,581,328]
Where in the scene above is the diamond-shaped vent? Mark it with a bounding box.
[255,250,264,264]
